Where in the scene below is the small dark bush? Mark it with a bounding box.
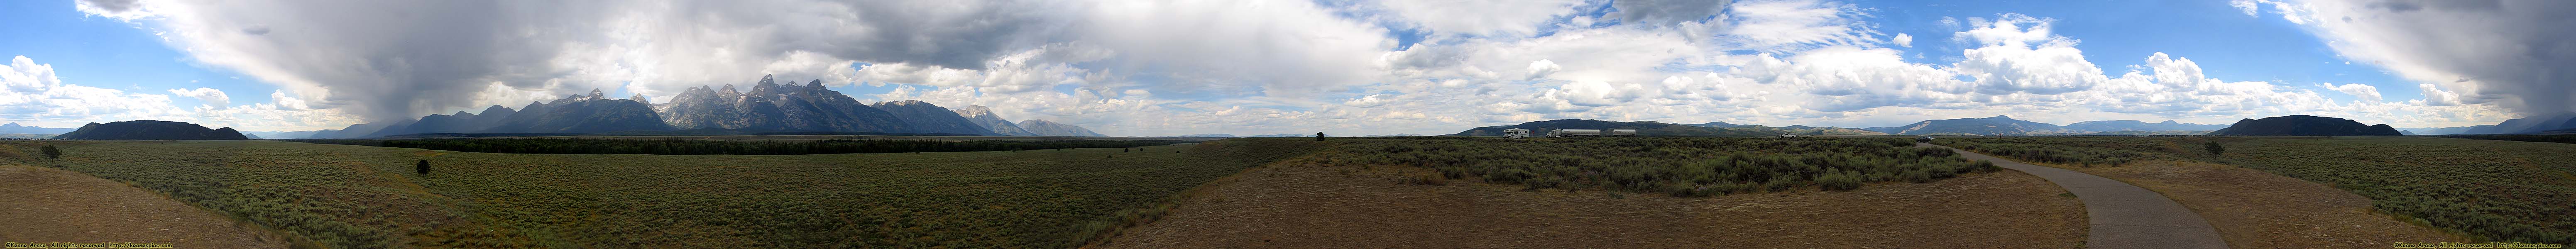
[39,144,60,159]
[415,160,430,176]
[2204,141,2224,156]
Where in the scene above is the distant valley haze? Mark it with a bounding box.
[3,0,2571,137]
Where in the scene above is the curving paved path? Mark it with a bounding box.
[1919,143,2228,249]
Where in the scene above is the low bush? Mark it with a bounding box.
[39,144,59,159]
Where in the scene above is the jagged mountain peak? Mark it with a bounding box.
[953,105,1033,136]
[957,105,996,116]
[660,76,913,133]
[878,100,930,106]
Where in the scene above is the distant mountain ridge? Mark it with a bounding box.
[297,76,1104,138]
[477,89,675,134]
[1678,122,1887,135]
[2207,115,2402,136]
[0,122,75,134]
[1452,119,1774,137]
[1018,119,1105,137]
[956,105,1037,136]
[53,120,249,140]
[2399,125,2495,135]
[1866,115,2080,136]
[2064,120,2226,132]
[2466,112,2576,134]
[871,100,999,135]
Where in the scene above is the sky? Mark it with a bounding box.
[0,0,2564,136]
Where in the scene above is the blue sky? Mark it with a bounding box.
[0,0,274,107]
[3,0,2557,135]
[1862,0,2414,100]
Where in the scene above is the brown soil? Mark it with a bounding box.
[0,165,286,248]
[1100,163,2086,249]
[2048,161,2462,248]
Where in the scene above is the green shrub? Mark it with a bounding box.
[39,144,59,159]
[1816,171,1862,191]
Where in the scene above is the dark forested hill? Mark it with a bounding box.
[52,120,250,140]
[2206,115,2402,136]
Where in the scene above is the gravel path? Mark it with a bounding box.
[1922,143,2229,249]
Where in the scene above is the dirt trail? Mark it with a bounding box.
[2030,160,2460,248]
[1101,161,2087,249]
[0,165,286,248]
[1924,143,2229,249]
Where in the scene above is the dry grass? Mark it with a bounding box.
[0,165,290,248]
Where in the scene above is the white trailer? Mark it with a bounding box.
[1609,129,1638,136]
[1501,128,1533,138]
[1549,129,1604,137]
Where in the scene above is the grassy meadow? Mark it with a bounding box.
[1309,137,2000,195]
[1936,136,2576,244]
[0,139,1318,248]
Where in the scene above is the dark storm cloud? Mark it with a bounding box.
[76,0,1075,122]
[2305,0,2576,115]
[1610,0,1734,26]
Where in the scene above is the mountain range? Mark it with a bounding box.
[262,75,1100,139]
[2062,120,2229,132]
[1861,115,2084,136]
[957,105,1037,136]
[870,100,998,135]
[1678,122,1888,135]
[1457,116,2243,137]
[1017,119,1106,137]
[54,120,249,140]
[0,122,76,134]
[1451,119,1778,137]
[660,76,915,133]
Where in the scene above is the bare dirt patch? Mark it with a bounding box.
[0,165,286,248]
[1100,162,2085,249]
[2044,161,2462,248]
